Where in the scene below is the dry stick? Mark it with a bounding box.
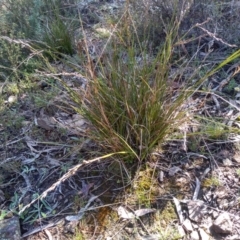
[19,152,127,215]
[196,24,237,48]
[173,197,184,224]
[200,91,240,112]
[192,177,201,200]
[21,219,64,238]
[66,195,99,221]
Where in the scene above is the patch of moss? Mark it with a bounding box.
[153,203,181,240]
[202,176,220,187]
[134,167,159,206]
[160,201,177,223]
[73,229,85,240]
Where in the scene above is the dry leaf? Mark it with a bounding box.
[168,166,182,176]
[117,206,155,219]
[117,206,134,219]
[134,208,156,217]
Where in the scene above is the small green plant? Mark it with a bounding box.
[0,0,44,38]
[43,17,74,55]
[204,122,227,140]
[202,176,220,187]
[1,0,77,40]
[32,88,58,109]
[73,229,85,240]
[223,78,238,95]
[9,191,55,224]
[0,34,48,98]
[134,167,159,206]
[153,204,181,240]
[158,225,182,240]
[192,115,240,142]
[73,195,86,213]
[0,210,8,220]
[22,194,55,224]
[0,33,25,83]
[236,169,240,177]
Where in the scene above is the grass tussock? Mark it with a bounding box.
[69,4,240,162]
[70,16,190,161]
[43,16,74,55]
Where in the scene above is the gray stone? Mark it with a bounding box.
[233,152,240,163]
[177,225,185,238]
[187,200,206,223]
[190,230,200,240]
[198,228,210,240]
[0,217,21,240]
[212,212,232,234]
[212,210,219,219]
[222,158,233,166]
[183,218,193,232]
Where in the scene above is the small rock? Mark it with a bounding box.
[177,225,185,238]
[64,221,78,234]
[201,216,213,234]
[168,166,182,176]
[187,200,206,223]
[218,199,229,210]
[125,227,134,234]
[226,234,240,240]
[190,230,200,240]
[214,186,228,199]
[212,212,232,234]
[183,218,193,232]
[198,228,210,240]
[212,210,219,219]
[192,222,199,229]
[233,152,240,163]
[222,158,233,166]
[0,217,21,240]
[7,95,18,103]
[140,234,160,240]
